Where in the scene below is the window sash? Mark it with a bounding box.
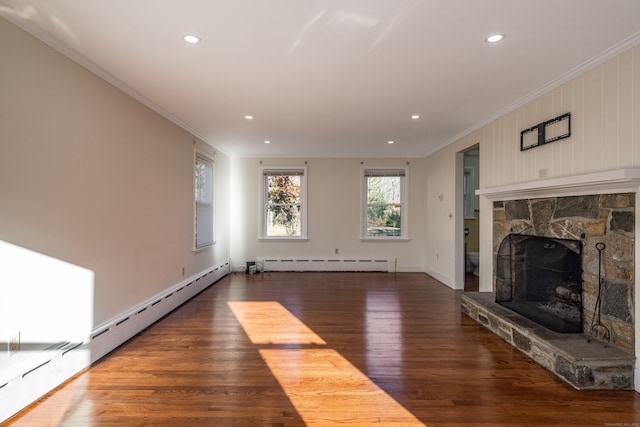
[195,154,214,249]
[263,169,304,177]
[364,169,406,177]
[362,167,408,239]
[260,166,307,239]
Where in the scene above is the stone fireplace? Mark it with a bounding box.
[495,234,583,334]
[461,169,639,390]
[495,195,634,349]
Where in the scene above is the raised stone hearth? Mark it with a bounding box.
[461,292,634,389]
[467,170,640,390]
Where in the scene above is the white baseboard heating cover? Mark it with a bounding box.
[0,260,230,424]
[257,257,396,273]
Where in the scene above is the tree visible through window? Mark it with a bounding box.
[364,168,407,238]
[262,168,306,238]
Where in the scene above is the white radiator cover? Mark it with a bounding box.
[257,257,396,273]
[0,260,230,424]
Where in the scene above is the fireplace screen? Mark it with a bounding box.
[496,234,583,333]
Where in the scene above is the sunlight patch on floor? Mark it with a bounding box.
[261,348,425,426]
[228,301,326,345]
[229,301,425,426]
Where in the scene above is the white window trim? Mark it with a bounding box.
[259,165,308,241]
[194,152,215,251]
[360,165,409,241]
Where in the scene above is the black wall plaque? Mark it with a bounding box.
[520,113,571,151]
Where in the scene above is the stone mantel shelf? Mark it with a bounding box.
[476,168,640,201]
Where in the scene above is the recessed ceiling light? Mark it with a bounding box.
[388,140,395,145]
[264,140,271,144]
[411,115,420,120]
[244,115,254,120]
[183,34,201,44]
[485,34,505,43]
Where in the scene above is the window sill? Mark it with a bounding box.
[259,237,309,242]
[193,241,215,254]
[360,237,410,242]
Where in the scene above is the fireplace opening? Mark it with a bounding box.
[496,234,583,333]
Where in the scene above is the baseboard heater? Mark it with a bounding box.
[0,260,230,424]
[257,257,396,273]
[88,260,231,363]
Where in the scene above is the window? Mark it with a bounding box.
[195,153,214,249]
[261,166,307,239]
[362,167,408,239]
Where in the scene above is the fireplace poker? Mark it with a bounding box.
[588,242,610,346]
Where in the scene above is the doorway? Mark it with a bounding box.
[462,145,480,291]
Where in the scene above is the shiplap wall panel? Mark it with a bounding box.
[470,45,639,291]
[572,76,586,174]
[559,83,575,176]
[474,45,639,188]
[619,50,634,167]
[513,108,525,183]
[549,87,562,176]
[635,48,640,166]
[503,111,518,183]
[603,58,619,169]
[583,66,604,172]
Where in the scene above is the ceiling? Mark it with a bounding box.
[2,1,640,158]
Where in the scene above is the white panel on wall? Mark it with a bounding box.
[583,66,604,172]
[619,50,634,168]
[634,48,640,166]
[571,75,586,173]
[602,57,620,168]
[535,92,555,178]
[428,44,640,297]
[556,84,574,177]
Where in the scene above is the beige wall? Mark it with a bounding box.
[0,17,229,327]
[230,157,427,271]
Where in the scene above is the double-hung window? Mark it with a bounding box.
[362,167,408,239]
[194,153,214,249]
[260,166,307,239]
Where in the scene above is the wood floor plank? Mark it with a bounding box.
[6,272,640,426]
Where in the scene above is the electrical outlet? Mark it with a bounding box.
[9,332,20,356]
[539,168,548,179]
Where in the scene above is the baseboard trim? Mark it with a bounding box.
[0,260,230,424]
[423,269,454,288]
[257,257,397,273]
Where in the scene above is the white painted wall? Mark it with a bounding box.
[0,18,230,329]
[424,44,640,292]
[230,157,427,272]
[423,44,640,389]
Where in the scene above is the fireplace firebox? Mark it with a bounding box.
[495,234,583,333]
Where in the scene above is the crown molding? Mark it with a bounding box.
[1,14,230,157]
[426,30,640,157]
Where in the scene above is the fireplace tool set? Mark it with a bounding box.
[588,242,611,346]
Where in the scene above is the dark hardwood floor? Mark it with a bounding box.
[7,272,640,426]
[464,272,479,292]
